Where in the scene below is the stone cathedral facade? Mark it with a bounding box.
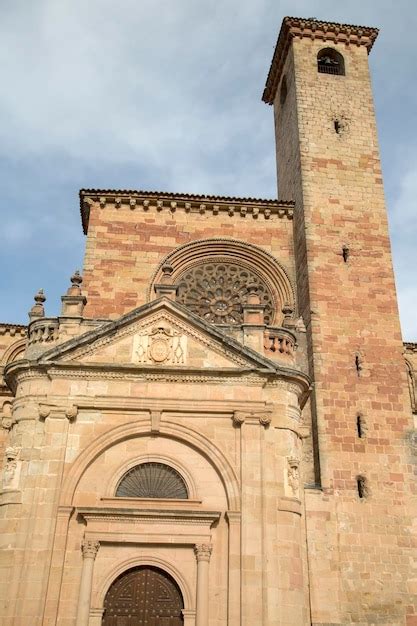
[0,16,416,626]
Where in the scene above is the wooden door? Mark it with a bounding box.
[102,566,184,626]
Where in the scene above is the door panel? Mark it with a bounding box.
[103,566,184,626]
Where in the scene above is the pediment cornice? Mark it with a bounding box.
[24,299,280,371]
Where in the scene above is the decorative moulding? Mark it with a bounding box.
[79,189,294,233]
[277,496,301,515]
[77,506,221,527]
[148,238,295,317]
[32,298,281,371]
[100,497,203,508]
[38,402,78,422]
[0,489,22,506]
[0,324,27,338]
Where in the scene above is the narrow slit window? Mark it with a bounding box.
[357,475,368,499]
[356,414,364,438]
[355,353,362,375]
[280,76,288,105]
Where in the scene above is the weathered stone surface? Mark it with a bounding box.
[0,14,415,626]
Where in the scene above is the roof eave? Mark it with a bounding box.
[262,16,379,105]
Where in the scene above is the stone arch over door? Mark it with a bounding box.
[102,564,184,626]
[60,418,240,510]
[97,555,192,614]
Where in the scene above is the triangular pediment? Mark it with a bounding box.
[38,299,276,373]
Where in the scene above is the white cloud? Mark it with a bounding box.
[0,0,416,339]
[390,157,417,340]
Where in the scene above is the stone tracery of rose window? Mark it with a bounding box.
[176,262,274,325]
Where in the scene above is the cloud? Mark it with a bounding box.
[390,157,417,339]
[0,0,416,340]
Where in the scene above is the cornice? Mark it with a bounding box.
[4,299,311,397]
[29,298,282,372]
[6,360,309,391]
[77,506,221,526]
[12,394,277,417]
[262,16,379,105]
[79,189,294,234]
[404,342,417,354]
[5,359,310,401]
[0,324,27,338]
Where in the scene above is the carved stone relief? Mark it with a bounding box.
[81,539,100,559]
[231,410,272,428]
[194,543,213,562]
[38,403,78,422]
[1,401,14,430]
[2,447,21,491]
[286,457,300,498]
[132,326,187,365]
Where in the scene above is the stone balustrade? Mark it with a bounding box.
[28,319,60,345]
[263,327,296,360]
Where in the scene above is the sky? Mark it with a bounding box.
[0,0,416,340]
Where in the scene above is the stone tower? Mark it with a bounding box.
[263,17,417,625]
[0,15,416,626]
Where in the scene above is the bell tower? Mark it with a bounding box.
[263,17,417,625]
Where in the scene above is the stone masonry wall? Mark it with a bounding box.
[272,33,417,625]
[80,196,295,319]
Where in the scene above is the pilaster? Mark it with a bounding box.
[194,543,212,626]
[76,539,100,626]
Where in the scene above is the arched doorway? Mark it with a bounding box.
[102,565,184,625]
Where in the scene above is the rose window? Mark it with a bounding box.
[177,262,274,325]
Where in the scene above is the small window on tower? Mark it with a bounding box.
[317,48,345,76]
[280,76,288,105]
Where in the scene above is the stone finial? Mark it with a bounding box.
[29,289,46,320]
[246,285,261,305]
[161,263,174,285]
[154,263,178,300]
[242,286,266,352]
[68,271,83,294]
[61,270,87,317]
[282,302,294,328]
[242,286,265,326]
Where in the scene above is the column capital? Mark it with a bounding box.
[81,539,100,559]
[232,410,272,427]
[194,543,213,562]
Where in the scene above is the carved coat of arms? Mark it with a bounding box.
[132,326,187,365]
